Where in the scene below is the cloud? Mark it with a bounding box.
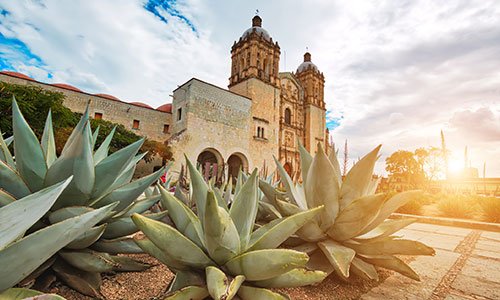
[0,0,499,175]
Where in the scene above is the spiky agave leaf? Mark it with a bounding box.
[133,157,326,298]
[2,100,166,295]
[0,288,66,299]
[269,142,435,281]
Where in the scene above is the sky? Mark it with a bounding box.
[0,0,499,176]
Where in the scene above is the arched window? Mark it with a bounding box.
[284,108,292,125]
[261,127,265,138]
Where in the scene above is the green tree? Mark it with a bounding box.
[385,150,426,188]
[1,81,172,163]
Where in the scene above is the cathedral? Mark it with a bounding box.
[0,15,330,181]
[168,15,329,180]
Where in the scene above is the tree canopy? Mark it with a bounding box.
[0,81,172,163]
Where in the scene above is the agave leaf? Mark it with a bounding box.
[305,143,340,230]
[0,288,66,300]
[237,285,289,300]
[327,145,342,187]
[102,211,167,239]
[0,130,15,169]
[306,250,335,276]
[159,185,204,248]
[110,152,146,190]
[223,178,233,205]
[174,181,189,205]
[259,201,282,220]
[134,236,188,271]
[131,213,214,269]
[0,160,30,199]
[186,157,209,224]
[110,255,149,271]
[224,249,308,281]
[351,256,379,281]
[346,239,436,256]
[296,221,327,242]
[93,167,164,211]
[41,110,57,167]
[65,224,107,250]
[255,268,326,288]
[0,190,16,207]
[0,203,116,291]
[0,178,71,250]
[93,127,116,165]
[59,250,117,273]
[45,123,95,208]
[328,193,386,241]
[48,206,94,224]
[204,190,240,265]
[339,145,381,209]
[355,218,417,242]
[234,169,243,195]
[273,156,307,210]
[4,136,13,146]
[52,259,102,297]
[290,242,318,255]
[62,105,89,153]
[92,138,143,198]
[274,199,302,216]
[112,194,160,219]
[168,270,206,292]
[91,126,100,149]
[92,237,143,254]
[318,239,356,279]
[164,286,209,300]
[359,190,421,236]
[11,98,47,191]
[259,180,282,206]
[212,186,228,211]
[229,170,259,250]
[248,206,323,251]
[206,266,244,300]
[298,142,313,186]
[361,255,420,281]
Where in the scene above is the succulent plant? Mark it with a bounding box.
[0,97,166,296]
[0,177,116,295]
[0,288,67,300]
[131,158,327,299]
[266,143,435,281]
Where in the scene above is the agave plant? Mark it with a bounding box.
[0,97,167,296]
[0,177,116,295]
[131,158,327,299]
[265,143,435,281]
[0,288,67,300]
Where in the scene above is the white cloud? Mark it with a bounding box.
[0,0,499,175]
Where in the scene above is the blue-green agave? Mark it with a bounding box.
[0,97,166,296]
[131,158,328,299]
[265,143,435,281]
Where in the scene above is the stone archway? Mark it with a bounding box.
[227,152,249,182]
[197,148,223,182]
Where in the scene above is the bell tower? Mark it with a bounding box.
[295,52,327,154]
[229,15,281,88]
[228,15,281,173]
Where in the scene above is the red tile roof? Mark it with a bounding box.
[94,93,121,101]
[0,71,35,81]
[129,101,153,109]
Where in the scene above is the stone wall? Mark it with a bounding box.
[0,73,172,142]
[169,78,253,177]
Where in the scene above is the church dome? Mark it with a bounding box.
[241,15,272,42]
[95,93,121,101]
[156,103,172,113]
[1,71,35,81]
[296,52,319,73]
[51,83,83,93]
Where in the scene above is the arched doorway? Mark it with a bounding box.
[197,148,223,182]
[227,153,248,182]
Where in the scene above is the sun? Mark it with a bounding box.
[448,158,463,174]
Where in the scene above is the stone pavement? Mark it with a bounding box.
[360,223,500,300]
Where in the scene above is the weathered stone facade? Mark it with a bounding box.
[0,15,330,180]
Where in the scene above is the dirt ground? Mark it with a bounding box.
[49,254,412,300]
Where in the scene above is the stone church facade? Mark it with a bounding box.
[0,15,329,180]
[168,15,329,180]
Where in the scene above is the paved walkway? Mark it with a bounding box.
[360,223,500,300]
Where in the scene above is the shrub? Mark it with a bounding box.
[437,195,477,219]
[477,197,500,223]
